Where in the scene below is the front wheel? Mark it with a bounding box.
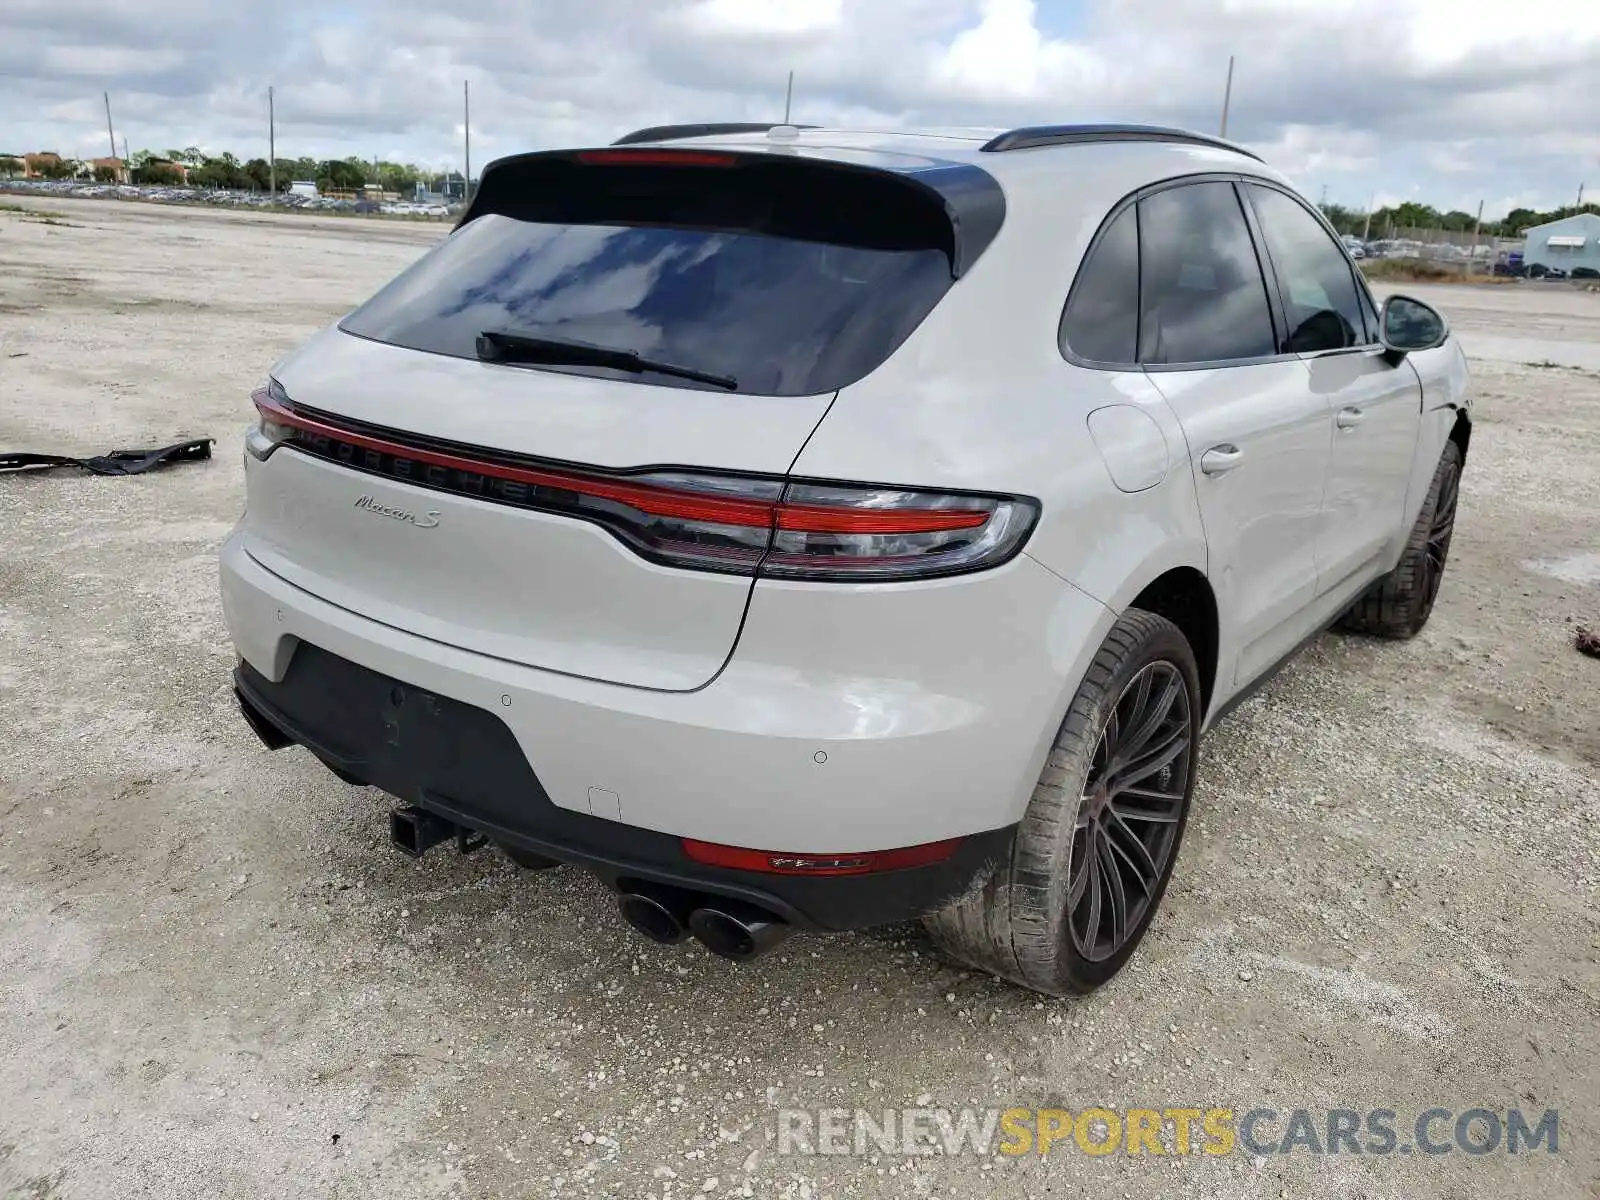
[1339,440,1462,638]
[923,609,1201,996]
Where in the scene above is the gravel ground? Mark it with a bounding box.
[1,197,1597,1200]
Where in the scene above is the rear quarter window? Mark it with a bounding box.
[1060,205,1139,365]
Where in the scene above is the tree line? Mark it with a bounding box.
[1319,199,1599,240]
[4,148,1595,234]
[0,148,455,195]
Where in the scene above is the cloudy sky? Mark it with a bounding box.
[4,0,1598,217]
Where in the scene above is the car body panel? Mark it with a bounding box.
[1145,361,1332,688]
[254,328,835,690]
[1305,345,1423,595]
[221,532,1111,850]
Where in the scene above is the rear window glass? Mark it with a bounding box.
[340,172,957,396]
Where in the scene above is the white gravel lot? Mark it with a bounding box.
[1,196,1597,1200]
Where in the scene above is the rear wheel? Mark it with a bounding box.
[923,610,1201,996]
[1338,440,1462,639]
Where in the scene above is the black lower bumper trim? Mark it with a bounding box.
[233,644,1015,931]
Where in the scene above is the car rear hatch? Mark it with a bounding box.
[240,142,1005,690]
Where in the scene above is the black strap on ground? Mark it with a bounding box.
[0,438,214,476]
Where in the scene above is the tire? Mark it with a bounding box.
[1338,440,1462,639]
[922,609,1202,996]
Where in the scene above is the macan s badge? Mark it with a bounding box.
[353,494,440,529]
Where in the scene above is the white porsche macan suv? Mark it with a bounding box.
[221,122,1471,995]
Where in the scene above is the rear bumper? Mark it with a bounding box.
[233,644,1012,930]
[219,528,1115,925]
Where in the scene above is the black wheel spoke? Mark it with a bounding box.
[1104,812,1160,893]
[1096,832,1128,948]
[1111,723,1188,791]
[1080,835,1103,946]
[1116,676,1181,762]
[1068,832,1093,908]
[1093,705,1117,775]
[1112,787,1184,823]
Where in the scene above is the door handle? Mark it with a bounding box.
[1335,407,1365,430]
[1199,445,1243,476]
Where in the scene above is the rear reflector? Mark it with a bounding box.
[249,384,1038,581]
[681,837,962,876]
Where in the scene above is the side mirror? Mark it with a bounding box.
[1379,294,1449,361]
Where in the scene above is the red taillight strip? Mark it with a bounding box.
[681,836,963,876]
[576,149,738,168]
[252,390,991,534]
[776,506,988,534]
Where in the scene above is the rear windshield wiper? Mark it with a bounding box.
[475,330,738,390]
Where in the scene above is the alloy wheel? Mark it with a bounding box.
[1068,661,1194,962]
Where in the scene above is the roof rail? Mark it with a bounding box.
[612,122,819,146]
[980,124,1263,162]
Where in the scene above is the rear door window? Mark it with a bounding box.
[1245,184,1371,352]
[1136,182,1278,365]
[340,156,965,397]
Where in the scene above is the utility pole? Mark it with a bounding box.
[268,86,276,197]
[1362,192,1374,241]
[463,79,471,203]
[1472,198,1484,274]
[1579,182,1586,210]
[103,92,116,160]
[1219,55,1235,138]
[784,71,795,124]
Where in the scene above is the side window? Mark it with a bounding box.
[1137,182,1278,365]
[1061,206,1138,364]
[1246,184,1370,353]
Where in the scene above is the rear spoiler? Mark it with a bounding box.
[457,147,1006,279]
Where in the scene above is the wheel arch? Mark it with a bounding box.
[1125,566,1220,715]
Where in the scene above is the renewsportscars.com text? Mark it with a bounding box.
[776,1106,1559,1158]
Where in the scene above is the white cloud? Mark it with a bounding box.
[3,0,1598,216]
[932,0,1105,101]
[680,0,844,37]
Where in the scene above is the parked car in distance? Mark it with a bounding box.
[221,122,1472,995]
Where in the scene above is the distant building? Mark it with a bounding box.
[143,157,190,184]
[1522,212,1600,274]
[90,156,129,183]
[23,151,63,178]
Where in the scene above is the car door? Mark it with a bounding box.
[1243,182,1422,597]
[1135,180,1333,689]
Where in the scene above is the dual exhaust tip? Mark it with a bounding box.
[618,883,791,962]
[386,805,790,962]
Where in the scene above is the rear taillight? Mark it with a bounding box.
[244,379,295,461]
[682,837,962,876]
[248,385,1039,581]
